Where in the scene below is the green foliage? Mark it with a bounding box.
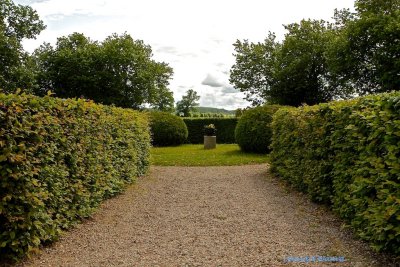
[270,20,337,106]
[230,0,400,107]
[183,118,238,144]
[149,111,188,146]
[176,89,200,117]
[0,0,45,93]
[150,86,175,112]
[230,33,278,106]
[230,21,341,107]
[0,92,150,261]
[270,92,400,255]
[33,32,174,109]
[235,105,282,153]
[235,108,245,117]
[151,144,269,166]
[326,0,400,94]
[270,106,334,202]
[189,112,232,118]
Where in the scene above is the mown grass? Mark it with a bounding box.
[150,144,269,166]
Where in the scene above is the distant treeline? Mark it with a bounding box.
[186,112,234,118]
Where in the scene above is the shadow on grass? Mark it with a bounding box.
[222,149,269,157]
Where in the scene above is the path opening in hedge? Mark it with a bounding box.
[150,144,269,166]
[20,165,395,267]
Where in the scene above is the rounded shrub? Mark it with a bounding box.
[149,111,188,146]
[235,105,282,153]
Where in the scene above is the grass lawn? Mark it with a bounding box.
[151,144,269,166]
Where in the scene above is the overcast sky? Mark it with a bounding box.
[16,0,355,110]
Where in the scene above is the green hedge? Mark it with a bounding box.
[270,92,400,255]
[0,93,150,261]
[149,112,188,146]
[235,105,282,153]
[183,118,238,144]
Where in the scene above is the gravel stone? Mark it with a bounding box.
[17,164,397,266]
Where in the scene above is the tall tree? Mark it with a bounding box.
[150,85,175,112]
[230,33,279,106]
[146,59,175,111]
[176,89,200,117]
[34,33,99,98]
[34,32,174,109]
[270,20,338,106]
[326,0,400,94]
[230,20,339,107]
[0,0,45,93]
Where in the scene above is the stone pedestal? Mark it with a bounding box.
[204,136,216,149]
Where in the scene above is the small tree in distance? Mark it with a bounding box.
[235,108,245,117]
[150,86,175,113]
[176,89,200,117]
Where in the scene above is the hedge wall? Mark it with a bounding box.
[270,92,400,255]
[183,118,238,144]
[0,93,150,260]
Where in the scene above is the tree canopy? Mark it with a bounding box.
[0,0,45,93]
[230,20,337,107]
[150,85,175,112]
[176,89,200,117]
[0,1,175,110]
[230,0,400,107]
[326,0,400,94]
[34,32,174,109]
[271,20,337,106]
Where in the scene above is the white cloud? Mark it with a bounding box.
[202,74,224,88]
[201,93,217,107]
[16,0,355,109]
[156,46,179,55]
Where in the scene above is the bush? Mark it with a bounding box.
[270,92,400,255]
[149,111,188,146]
[183,118,238,144]
[235,105,282,153]
[0,93,151,261]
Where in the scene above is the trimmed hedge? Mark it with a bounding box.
[183,118,238,144]
[235,105,282,153]
[270,92,400,255]
[149,112,188,146]
[0,93,150,261]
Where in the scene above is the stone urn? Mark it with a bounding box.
[203,124,217,149]
[204,135,216,149]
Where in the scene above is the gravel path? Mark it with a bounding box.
[19,165,396,267]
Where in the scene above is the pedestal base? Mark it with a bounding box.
[204,136,216,149]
